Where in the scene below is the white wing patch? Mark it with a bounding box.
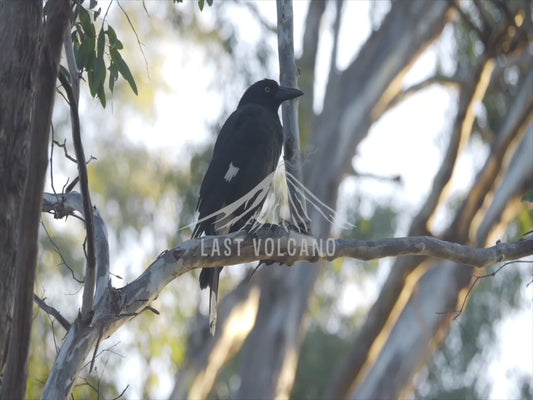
[224,162,240,182]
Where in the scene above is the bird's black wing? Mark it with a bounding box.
[193,104,283,237]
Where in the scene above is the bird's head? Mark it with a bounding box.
[238,79,303,111]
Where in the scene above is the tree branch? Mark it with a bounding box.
[298,0,326,135]
[42,192,110,310]
[411,58,495,237]
[328,0,344,81]
[41,189,533,398]
[277,0,310,234]
[63,6,80,103]
[450,68,533,239]
[57,71,98,318]
[43,192,532,277]
[33,294,71,331]
[385,74,463,111]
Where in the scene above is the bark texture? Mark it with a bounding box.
[0,0,43,374]
[1,0,70,398]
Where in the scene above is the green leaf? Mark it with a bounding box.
[87,67,96,97]
[77,29,96,70]
[97,28,105,59]
[59,65,71,82]
[108,64,118,92]
[94,7,101,20]
[97,84,106,107]
[73,40,81,67]
[71,28,80,45]
[106,26,123,50]
[78,7,95,38]
[111,48,138,95]
[106,25,117,44]
[77,37,88,68]
[89,0,97,9]
[92,56,106,92]
[197,0,213,11]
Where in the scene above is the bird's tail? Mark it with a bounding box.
[200,267,221,335]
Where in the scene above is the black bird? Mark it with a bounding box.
[192,79,303,334]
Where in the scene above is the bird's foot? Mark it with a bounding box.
[281,219,311,234]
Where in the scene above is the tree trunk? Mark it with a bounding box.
[0,0,42,374]
[237,1,453,398]
[0,1,70,398]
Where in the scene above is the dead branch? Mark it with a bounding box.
[33,294,71,331]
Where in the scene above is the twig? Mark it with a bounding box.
[33,294,71,331]
[40,220,84,283]
[63,18,80,102]
[117,0,149,79]
[53,138,77,163]
[352,169,402,184]
[439,259,533,319]
[386,74,462,111]
[50,124,58,196]
[112,385,130,400]
[89,325,105,373]
[239,0,277,33]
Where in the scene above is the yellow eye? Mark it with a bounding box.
[264,86,271,93]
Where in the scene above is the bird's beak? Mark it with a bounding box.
[276,85,304,101]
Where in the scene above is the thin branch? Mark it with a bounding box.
[116,0,149,79]
[277,0,310,234]
[49,124,58,196]
[385,74,463,111]
[328,0,344,80]
[63,16,80,102]
[112,385,130,400]
[40,220,84,283]
[33,294,71,331]
[42,191,110,312]
[440,259,533,320]
[52,138,77,163]
[352,169,402,184]
[57,72,97,318]
[239,0,277,33]
[298,0,326,125]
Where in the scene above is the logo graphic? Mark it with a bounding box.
[182,161,356,259]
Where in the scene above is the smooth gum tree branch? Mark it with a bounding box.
[57,72,98,318]
[41,190,533,399]
[277,0,310,233]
